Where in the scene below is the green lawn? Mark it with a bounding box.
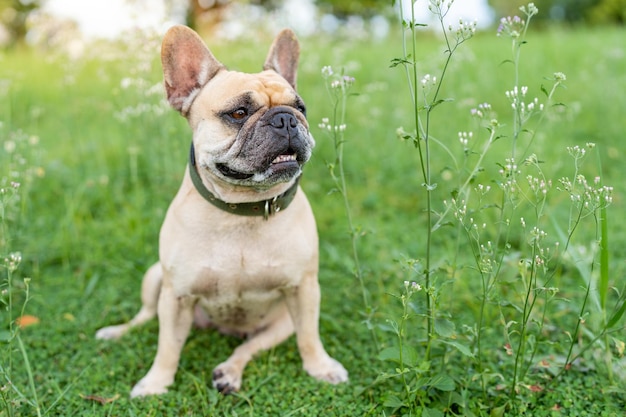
[1,24,625,416]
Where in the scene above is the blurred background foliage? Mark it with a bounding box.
[0,0,624,47]
[0,0,38,44]
[489,0,625,24]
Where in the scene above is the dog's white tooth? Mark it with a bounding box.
[271,154,297,164]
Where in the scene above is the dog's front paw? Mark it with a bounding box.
[304,356,349,385]
[95,324,128,340]
[212,363,242,394]
[130,373,173,398]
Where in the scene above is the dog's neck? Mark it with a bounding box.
[188,143,300,220]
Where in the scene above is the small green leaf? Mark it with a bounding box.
[434,318,455,337]
[378,346,402,363]
[382,394,406,408]
[429,373,455,391]
[0,330,13,342]
[377,323,396,333]
[423,406,445,417]
[377,345,419,367]
[441,339,475,358]
[607,299,626,329]
[390,58,411,68]
[490,404,507,417]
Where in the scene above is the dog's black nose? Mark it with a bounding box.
[270,112,298,133]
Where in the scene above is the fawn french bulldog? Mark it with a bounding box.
[95,25,348,397]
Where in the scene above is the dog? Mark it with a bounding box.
[95,25,348,397]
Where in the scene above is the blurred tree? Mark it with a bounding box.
[0,0,40,45]
[183,0,389,29]
[315,0,388,17]
[184,0,229,32]
[588,0,625,23]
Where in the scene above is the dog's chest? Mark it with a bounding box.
[163,222,307,326]
[185,248,294,328]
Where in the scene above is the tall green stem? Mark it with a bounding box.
[325,69,378,349]
[397,1,475,360]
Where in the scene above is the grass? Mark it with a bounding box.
[1,21,625,415]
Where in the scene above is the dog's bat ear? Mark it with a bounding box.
[161,25,225,115]
[263,29,300,90]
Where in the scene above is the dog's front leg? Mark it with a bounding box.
[284,273,349,384]
[130,283,194,398]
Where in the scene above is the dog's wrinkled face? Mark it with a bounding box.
[190,71,314,187]
[161,26,314,189]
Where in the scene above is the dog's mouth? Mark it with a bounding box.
[270,153,298,166]
[216,163,254,180]
[216,153,299,181]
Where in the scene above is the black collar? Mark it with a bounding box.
[188,143,300,220]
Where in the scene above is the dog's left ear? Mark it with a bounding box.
[263,29,300,89]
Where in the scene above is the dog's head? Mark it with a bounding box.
[161,26,314,190]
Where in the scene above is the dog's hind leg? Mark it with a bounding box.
[95,262,162,340]
[212,305,295,394]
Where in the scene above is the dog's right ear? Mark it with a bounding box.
[161,25,225,116]
[263,29,300,89]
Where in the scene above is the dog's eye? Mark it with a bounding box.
[229,108,248,120]
[296,104,306,116]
